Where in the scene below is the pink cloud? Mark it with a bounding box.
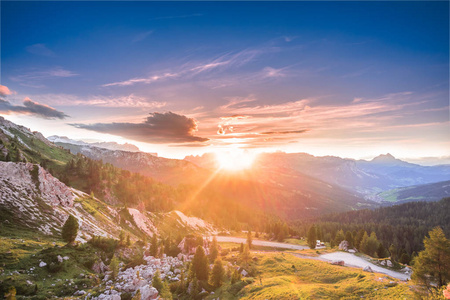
[0,85,14,97]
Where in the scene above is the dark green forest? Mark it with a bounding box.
[294,198,450,263]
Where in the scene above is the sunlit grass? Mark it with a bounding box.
[209,252,413,300]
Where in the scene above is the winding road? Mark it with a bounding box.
[214,236,308,250]
[213,236,410,280]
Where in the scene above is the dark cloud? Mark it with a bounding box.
[0,98,68,119]
[260,129,309,135]
[71,111,209,144]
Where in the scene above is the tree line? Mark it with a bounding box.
[296,198,450,264]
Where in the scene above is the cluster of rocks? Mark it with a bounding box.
[331,260,345,266]
[91,254,185,300]
[363,266,374,273]
[402,266,412,275]
[338,240,356,253]
[380,259,393,267]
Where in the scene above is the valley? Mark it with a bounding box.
[0,117,448,300]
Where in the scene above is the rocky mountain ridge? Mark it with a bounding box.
[47,135,141,152]
[0,161,217,241]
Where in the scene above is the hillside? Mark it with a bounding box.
[0,161,217,242]
[0,161,128,241]
[51,140,205,186]
[52,135,374,220]
[254,152,450,199]
[190,165,375,221]
[48,135,141,152]
[295,198,450,259]
[378,180,450,204]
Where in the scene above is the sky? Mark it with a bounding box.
[1,1,449,160]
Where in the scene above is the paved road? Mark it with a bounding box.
[318,252,410,281]
[213,236,309,250]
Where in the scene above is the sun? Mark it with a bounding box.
[215,151,256,171]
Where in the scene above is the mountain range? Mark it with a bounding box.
[1,116,450,226]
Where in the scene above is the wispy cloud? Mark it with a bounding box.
[0,97,68,119]
[191,90,440,150]
[261,67,287,78]
[26,43,55,57]
[102,47,274,88]
[260,130,309,135]
[102,73,178,87]
[283,36,297,42]
[25,93,166,108]
[132,30,154,43]
[10,67,78,88]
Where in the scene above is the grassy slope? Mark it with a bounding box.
[378,180,450,203]
[4,128,73,168]
[210,252,413,300]
[0,225,102,299]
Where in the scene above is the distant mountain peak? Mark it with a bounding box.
[48,135,141,152]
[371,153,397,162]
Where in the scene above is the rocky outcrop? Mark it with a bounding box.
[0,162,74,207]
[331,260,345,266]
[92,260,108,273]
[128,208,158,236]
[363,266,373,272]
[178,236,211,255]
[93,255,184,300]
[0,162,122,239]
[338,240,349,251]
[139,285,158,300]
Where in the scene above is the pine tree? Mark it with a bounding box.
[355,229,366,250]
[209,236,219,263]
[335,229,345,245]
[247,230,253,249]
[160,281,172,299]
[307,225,316,249]
[152,269,164,292]
[62,215,79,244]
[366,232,380,257]
[110,256,120,279]
[5,286,16,300]
[210,258,225,288]
[192,246,209,281]
[126,234,131,247]
[241,244,251,266]
[150,234,158,257]
[345,231,353,248]
[119,231,125,246]
[190,279,199,298]
[377,243,388,258]
[231,268,241,284]
[412,227,450,296]
[400,252,410,265]
[359,232,369,255]
[389,244,398,262]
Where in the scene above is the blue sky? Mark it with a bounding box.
[1,1,449,159]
